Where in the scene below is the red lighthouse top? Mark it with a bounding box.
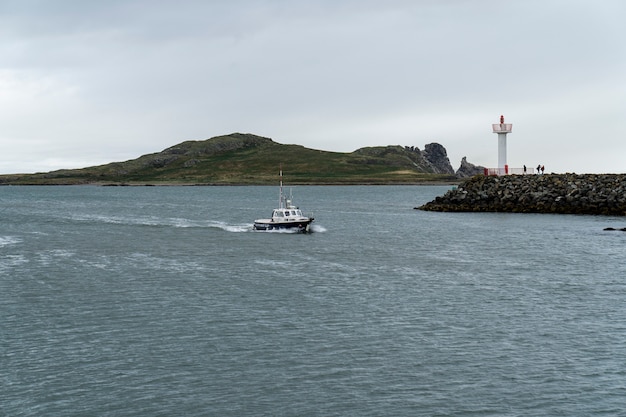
[493,115,512,133]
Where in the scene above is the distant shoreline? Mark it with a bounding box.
[0,134,464,186]
[0,180,462,187]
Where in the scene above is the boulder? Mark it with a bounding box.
[416,174,626,216]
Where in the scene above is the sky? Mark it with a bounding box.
[1,0,625,174]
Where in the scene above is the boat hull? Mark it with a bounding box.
[253,219,314,233]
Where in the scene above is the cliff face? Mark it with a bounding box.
[354,143,455,174]
[422,143,455,175]
[417,174,626,216]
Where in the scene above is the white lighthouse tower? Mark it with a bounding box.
[492,115,512,175]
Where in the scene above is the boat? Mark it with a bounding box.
[253,169,314,233]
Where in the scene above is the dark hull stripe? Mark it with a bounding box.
[253,220,313,231]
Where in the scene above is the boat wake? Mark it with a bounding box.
[63,213,323,234]
[205,221,252,233]
[310,224,327,233]
[0,236,21,247]
[65,213,249,231]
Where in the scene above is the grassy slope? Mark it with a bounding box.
[0,133,459,185]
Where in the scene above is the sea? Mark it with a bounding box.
[2,185,626,416]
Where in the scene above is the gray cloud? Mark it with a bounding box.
[1,0,625,174]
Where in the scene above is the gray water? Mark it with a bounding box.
[2,185,626,416]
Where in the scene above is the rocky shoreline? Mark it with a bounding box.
[417,174,626,216]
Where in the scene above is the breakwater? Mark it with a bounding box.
[417,174,626,216]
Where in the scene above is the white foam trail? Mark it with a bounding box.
[206,221,253,233]
[0,236,21,247]
[310,224,327,233]
[70,212,312,233]
[169,218,199,228]
[70,213,162,226]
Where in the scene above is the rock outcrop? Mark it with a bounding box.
[422,143,455,175]
[456,156,485,178]
[354,143,455,174]
[417,174,626,216]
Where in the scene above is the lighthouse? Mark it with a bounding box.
[492,115,512,175]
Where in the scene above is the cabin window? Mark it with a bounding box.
[275,211,283,217]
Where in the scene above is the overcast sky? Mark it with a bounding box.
[1,0,624,174]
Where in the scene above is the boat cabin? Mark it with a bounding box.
[272,209,304,219]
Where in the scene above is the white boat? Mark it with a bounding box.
[253,169,314,233]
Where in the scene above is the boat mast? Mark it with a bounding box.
[279,165,284,209]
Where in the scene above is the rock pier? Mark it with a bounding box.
[417,174,626,216]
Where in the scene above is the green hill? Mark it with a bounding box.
[0,133,459,185]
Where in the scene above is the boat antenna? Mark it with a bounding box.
[279,165,283,209]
